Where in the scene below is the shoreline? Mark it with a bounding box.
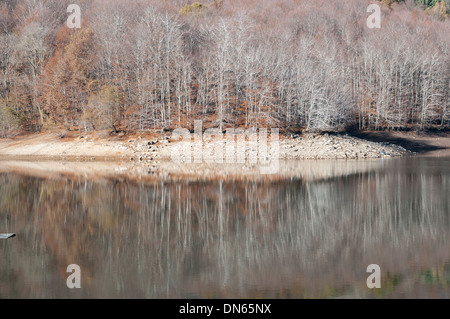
[0,130,449,181]
[0,129,425,159]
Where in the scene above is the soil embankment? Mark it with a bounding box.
[0,130,417,160]
[0,130,448,180]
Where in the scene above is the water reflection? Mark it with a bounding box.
[1,157,450,298]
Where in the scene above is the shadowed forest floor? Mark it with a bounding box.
[353,131,450,157]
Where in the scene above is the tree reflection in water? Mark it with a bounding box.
[0,157,449,298]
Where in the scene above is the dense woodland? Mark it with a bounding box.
[0,0,449,137]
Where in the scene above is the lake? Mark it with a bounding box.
[1,157,450,298]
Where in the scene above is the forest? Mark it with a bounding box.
[0,0,449,137]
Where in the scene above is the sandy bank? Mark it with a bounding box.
[0,130,448,180]
[0,130,413,161]
[0,132,138,159]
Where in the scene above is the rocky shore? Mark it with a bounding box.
[127,132,411,162]
[0,130,417,163]
[0,130,425,180]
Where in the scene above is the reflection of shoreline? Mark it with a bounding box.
[0,158,389,182]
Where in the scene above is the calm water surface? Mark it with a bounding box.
[1,157,450,298]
